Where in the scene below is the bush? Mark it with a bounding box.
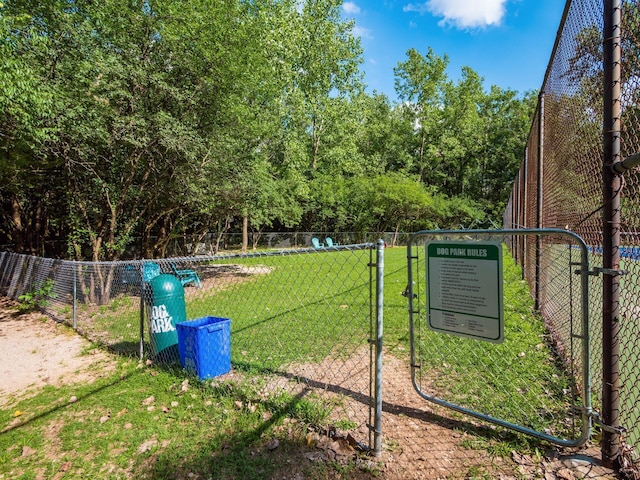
[18,279,56,313]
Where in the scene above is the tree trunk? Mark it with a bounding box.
[418,127,426,184]
[11,194,24,253]
[214,216,232,255]
[252,229,262,250]
[242,215,248,253]
[154,217,171,258]
[32,198,43,256]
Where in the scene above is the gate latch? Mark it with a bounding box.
[590,411,627,435]
[589,266,627,277]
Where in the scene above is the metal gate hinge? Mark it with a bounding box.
[401,287,417,299]
[588,266,627,277]
[590,411,627,434]
[366,423,381,435]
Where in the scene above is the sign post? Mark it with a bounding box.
[426,241,504,343]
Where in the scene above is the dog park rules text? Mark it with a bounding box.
[426,241,504,343]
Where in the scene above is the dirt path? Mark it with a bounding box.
[0,297,116,406]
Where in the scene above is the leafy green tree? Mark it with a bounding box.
[288,0,364,171]
[470,87,537,218]
[394,47,449,184]
[438,66,485,196]
[0,2,57,254]
[394,48,534,223]
[0,0,536,259]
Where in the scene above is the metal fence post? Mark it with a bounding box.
[374,239,384,457]
[602,0,622,468]
[73,261,77,330]
[139,263,145,361]
[535,93,544,310]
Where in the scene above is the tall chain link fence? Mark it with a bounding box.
[0,244,381,452]
[504,0,640,475]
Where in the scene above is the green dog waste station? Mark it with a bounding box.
[148,273,186,363]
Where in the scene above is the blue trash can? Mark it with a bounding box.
[177,316,231,380]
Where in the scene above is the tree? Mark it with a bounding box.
[0,0,537,259]
[341,174,485,242]
[287,0,364,171]
[470,87,537,218]
[394,47,449,184]
[0,2,58,254]
[394,48,534,222]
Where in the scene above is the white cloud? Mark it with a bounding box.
[353,25,373,39]
[402,2,429,14]
[404,0,507,29]
[343,2,361,15]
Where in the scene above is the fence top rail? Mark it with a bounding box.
[409,228,589,248]
[39,242,377,267]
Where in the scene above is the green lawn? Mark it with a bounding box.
[186,251,374,370]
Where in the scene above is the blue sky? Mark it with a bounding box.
[341,0,567,101]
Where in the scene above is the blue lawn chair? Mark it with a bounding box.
[311,237,324,249]
[122,265,141,286]
[170,262,202,288]
[325,237,338,247]
[143,262,161,283]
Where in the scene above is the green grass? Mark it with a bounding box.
[186,252,374,370]
[595,252,640,449]
[542,246,640,450]
[0,360,371,479]
[68,246,580,439]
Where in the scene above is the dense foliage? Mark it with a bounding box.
[0,0,535,260]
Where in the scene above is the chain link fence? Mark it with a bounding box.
[504,0,640,475]
[407,230,591,447]
[101,231,413,257]
[618,2,640,473]
[0,244,382,452]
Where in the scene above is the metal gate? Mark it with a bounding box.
[406,229,592,447]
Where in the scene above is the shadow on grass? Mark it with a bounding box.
[1,353,543,480]
[108,340,143,357]
[126,358,545,480]
[237,360,542,451]
[0,369,144,435]
[138,388,322,480]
